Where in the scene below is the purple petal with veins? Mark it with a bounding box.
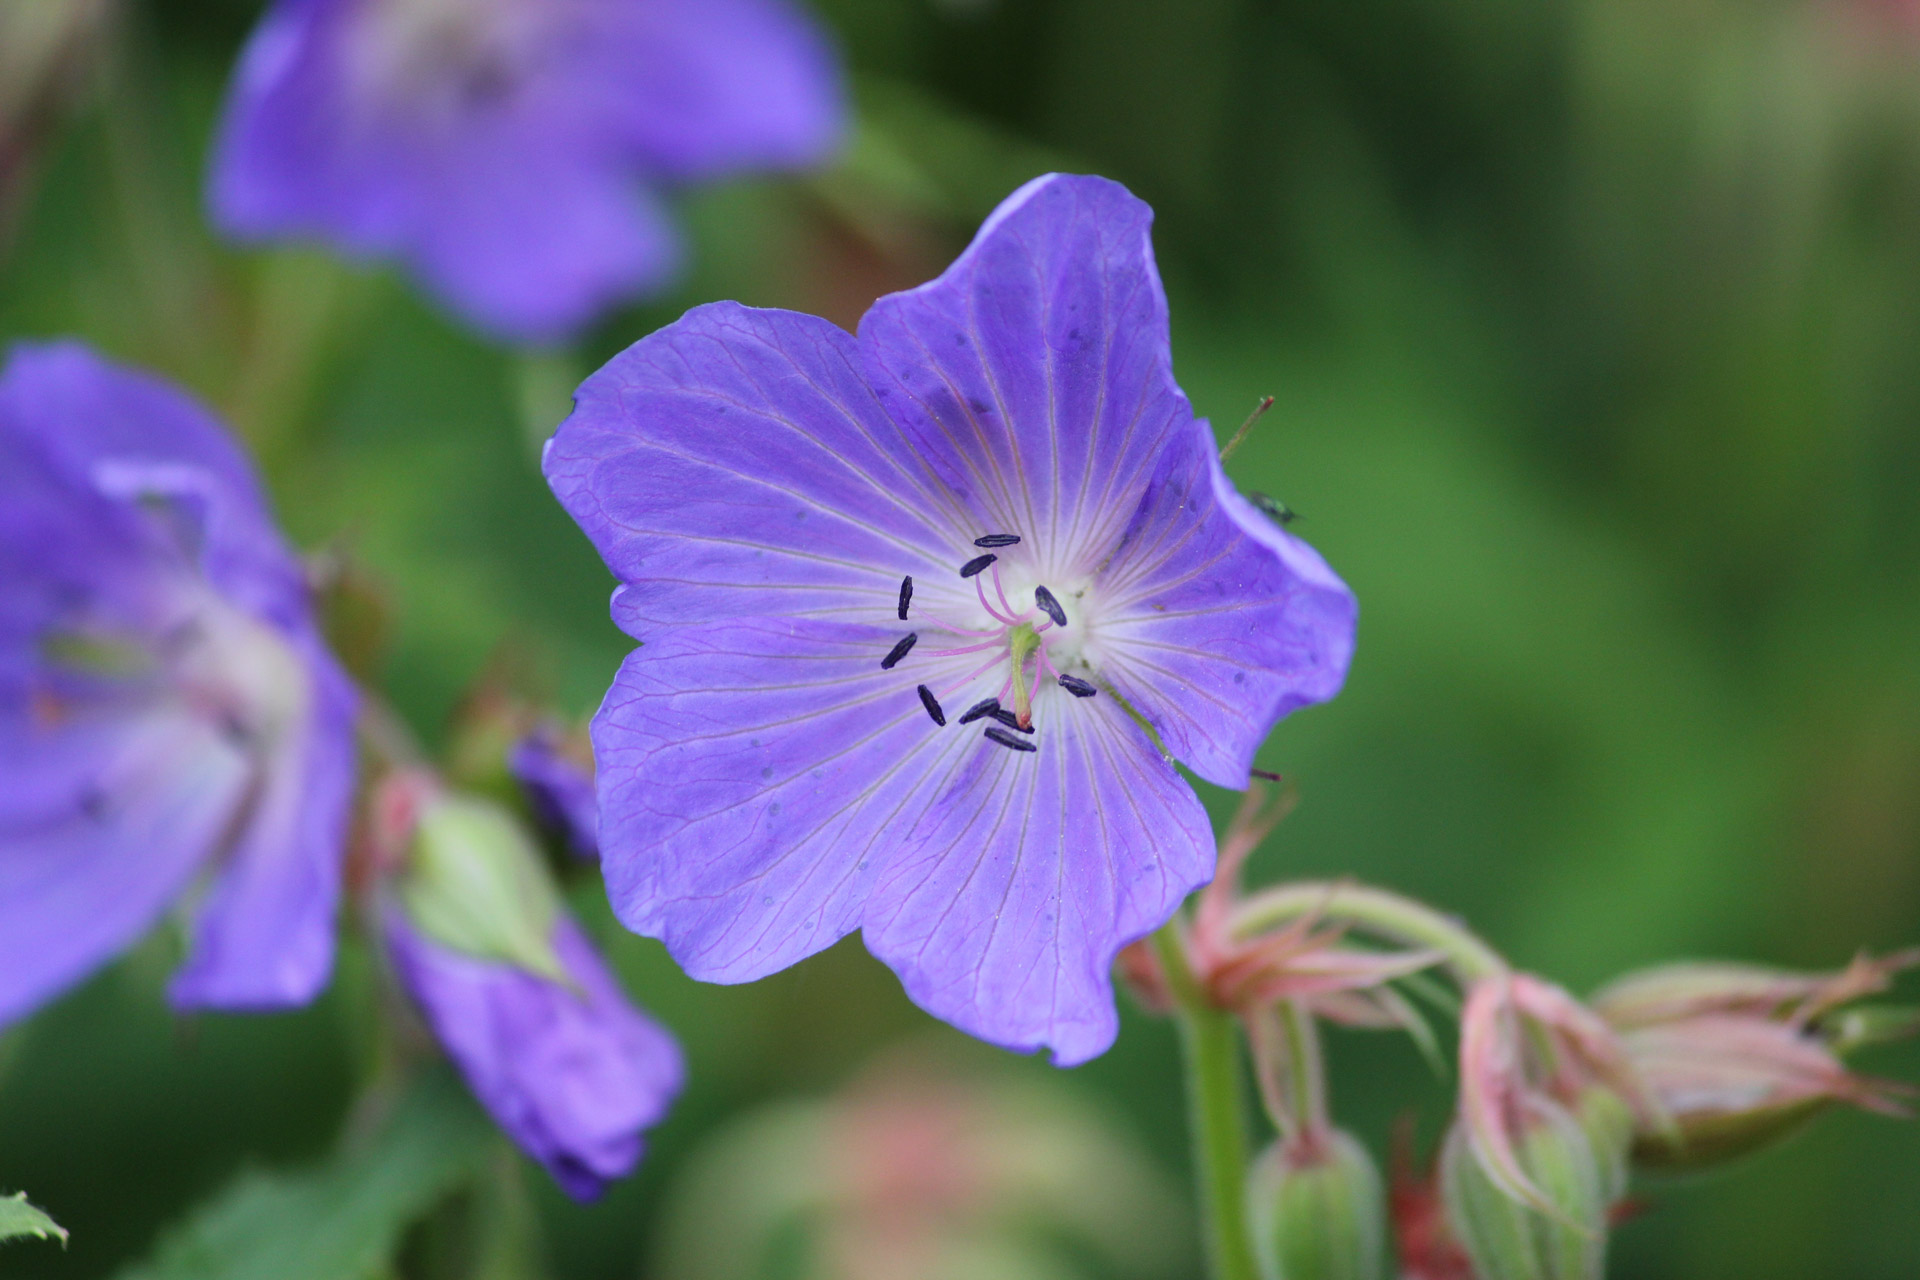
[546,174,1357,1063]
[0,341,357,1025]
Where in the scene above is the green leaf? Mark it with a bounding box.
[0,1192,68,1247]
[116,1071,494,1280]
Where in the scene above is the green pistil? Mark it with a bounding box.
[1007,621,1041,727]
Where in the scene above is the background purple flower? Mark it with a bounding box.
[543,173,1358,1065]
[383,906,684,1199]
[208,0,845,343]
[0,341,357,1026]
[510,728,599,857]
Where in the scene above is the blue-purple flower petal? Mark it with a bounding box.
[384,907,684,1200]
[509,729,600,858]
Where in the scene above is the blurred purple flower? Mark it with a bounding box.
[384,906,684,1199]
[0,341,356,1026]
[543,173,1358,1065]
[207,0,845,343]
[509,727,599,857]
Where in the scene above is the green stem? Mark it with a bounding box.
[1229,881,1506,982]
[1154,920,1261,1280]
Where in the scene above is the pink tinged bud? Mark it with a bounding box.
[1439,1103,1607,1280]
[1246,1130,1387,1280]
[1593,950,1920,1031]
[1619,1016,1914,1171]
[1457,977,1657,1220]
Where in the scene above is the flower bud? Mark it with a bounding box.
[395,790,567,985]
[1245,1130,1387,1280]
[1439,1102,1606,1280]
[1570,1086,1635,1206]
[1617,1018,1906,1172]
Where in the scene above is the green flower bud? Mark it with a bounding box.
[1571,1085,1635,1206]
[397,791,568,984]
[1245,1129,1386,1280]
[1439,1102,1606,1280]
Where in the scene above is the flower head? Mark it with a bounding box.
[0,341,356,1024]
[545,173,1356,1065]
[209,0,845,342]
[376,772,683,1199]
[1592,951,1919,1170]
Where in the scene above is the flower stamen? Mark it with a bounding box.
[1033,585,1068,628]
[973,533,1022,548]
[897,575,912,621]
[880,633,917,670]
[957,697,1000,724]
[916,684,946,726]
[984,725,1037,753]
[959,553,996,579]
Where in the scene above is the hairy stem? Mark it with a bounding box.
[1154,919,1260,1280]
[1230,881,1507,983]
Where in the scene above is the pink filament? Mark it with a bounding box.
[924,637,1005,658]
[940,650,1007,699]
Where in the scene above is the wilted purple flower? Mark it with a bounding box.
[509,727,599,857]
[544,174,1357,1065]
[384,906,684,1199]
[0,341,356,1025]
[208,0,845,342]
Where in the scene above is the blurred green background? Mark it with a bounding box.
[2,0,1918,1276]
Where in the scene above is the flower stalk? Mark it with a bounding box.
[1155,918,1263,1280]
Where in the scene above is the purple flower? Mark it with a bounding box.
[543,174,1357,1065]
[208,0,845,343]
[0,341,357,1025]
[509,728,599,857]
[383,906,684,1199]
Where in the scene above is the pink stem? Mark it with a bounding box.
[990,561,1020,620]
[940,650,1008,699]
[975,574,1021,626]
[924,638,1006,657]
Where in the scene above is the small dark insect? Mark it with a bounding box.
[1249,492,1297,526]
[1249,768,1284,783]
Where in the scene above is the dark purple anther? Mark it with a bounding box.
[973,534,1021,548]
[1034,586,1068,628]
[916,684,946,726]
[990,708,1036,735]
[984,726,1038,753]
[957,698,1000,724]
[1057,674,1097,698]
[959,553,997,578]
[897,575,913,621]
[880,633,918,670]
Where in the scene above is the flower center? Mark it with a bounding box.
[356,0,560,118]
[879,534,1101,755]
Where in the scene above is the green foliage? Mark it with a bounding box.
[0,1191,68,1247]
[114,1073,494,1280]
